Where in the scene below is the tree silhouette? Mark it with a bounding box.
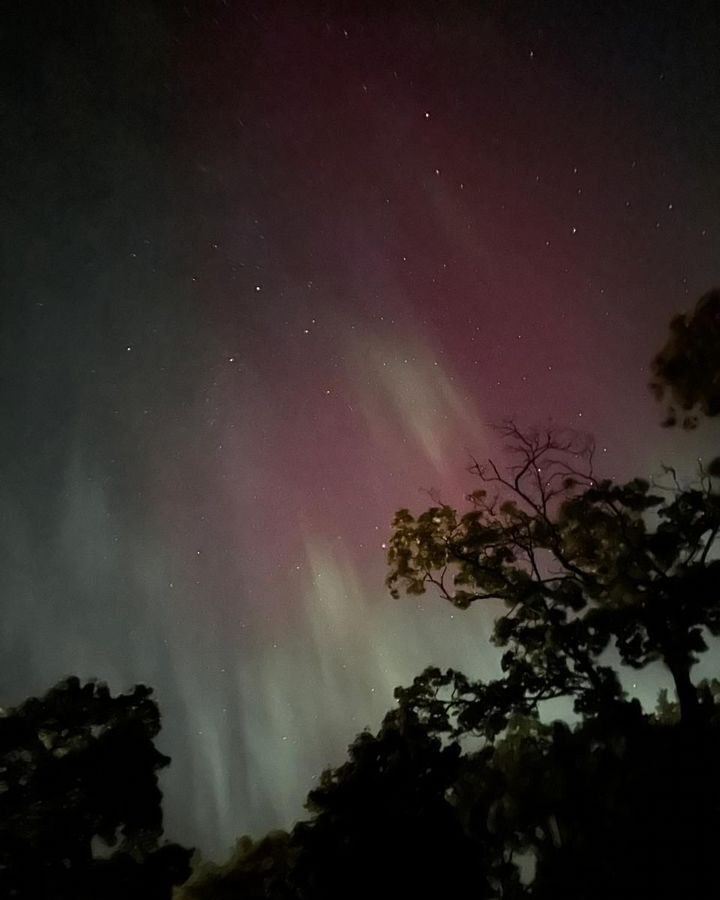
[452,701,720,899]
[180,830,297,900]
[181,707,491,900]
[650,288,720,430]
[178,687,720,899]
[291,705,491,900]
[0,676,192,899]
[387,423,720,727]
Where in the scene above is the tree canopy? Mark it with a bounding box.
[0,676,192,900]
[179,684,720,899]
[387,422,720,728]
[650,287,720,430]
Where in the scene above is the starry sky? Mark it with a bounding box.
[3,0,720,859]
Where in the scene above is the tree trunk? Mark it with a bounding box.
[666,658,700,726]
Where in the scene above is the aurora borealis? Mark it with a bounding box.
[3,0,720,858]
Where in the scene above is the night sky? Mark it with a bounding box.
[3,0,720,859]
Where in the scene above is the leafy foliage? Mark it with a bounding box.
[650,288,720,429]
[181,707,491,900]
[458,704,720,899]
[0,677,192,899]
[181,831,297,900]
[179,689,720,900]
[387,423,720,725]
[293,706,488,899]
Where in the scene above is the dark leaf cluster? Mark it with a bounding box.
[0,677,192,900]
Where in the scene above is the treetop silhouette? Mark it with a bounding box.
[386,421,720,728]
[651,287,720,430]
[0,676,192,900]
